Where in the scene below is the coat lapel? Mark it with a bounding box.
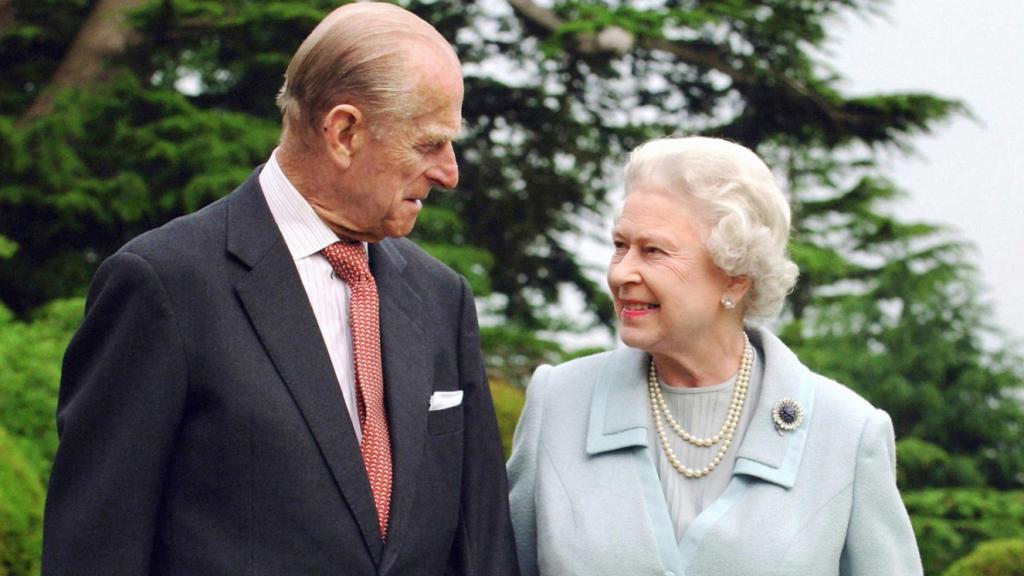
[676,328,817,573]
[585,346,649,454]
[586,346,683,575]
[584,328,818,574]
[368,240,431,570]
[227,172,385,565]
[584,328,816,486]
[732,328,816,488]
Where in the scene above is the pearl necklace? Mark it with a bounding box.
[648,333,753,478]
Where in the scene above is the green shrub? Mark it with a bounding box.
[0,298,80,574]
[942,539,1024,576]
[490,379,526,459]
[0,426,44,576]
[897,437,986,489]
[905,489,1024,575]
[0,298,82,482]
[481,325,567,389]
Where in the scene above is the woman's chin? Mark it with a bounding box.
[617,329,654,352]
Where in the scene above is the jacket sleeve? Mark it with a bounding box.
[448,276,520,575]
[840,409,923,576]
[42,251,188,575]
[506,364,552,576]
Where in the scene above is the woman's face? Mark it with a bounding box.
[607,185,731,354]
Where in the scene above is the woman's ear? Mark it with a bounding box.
[725,274,754,307]
[321,104,365,170]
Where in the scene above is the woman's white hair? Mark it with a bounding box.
[624,137,799,320]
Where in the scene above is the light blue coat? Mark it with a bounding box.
[507,327,923,576]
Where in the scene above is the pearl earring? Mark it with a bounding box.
[721,296,736,310]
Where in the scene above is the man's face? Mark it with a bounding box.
[339,50,463,241]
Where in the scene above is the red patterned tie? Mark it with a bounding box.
[322,241,392,540]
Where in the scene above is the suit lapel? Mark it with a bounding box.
[227,173,385,565]
[368,240,431,568]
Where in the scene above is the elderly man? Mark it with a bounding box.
[42,3,518,574]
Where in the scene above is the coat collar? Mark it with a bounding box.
[225,166,278,269]
[733,328,815,489]
[585,326,816,489]
[585,346,650,455]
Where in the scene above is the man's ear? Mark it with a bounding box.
[322,104,365,170]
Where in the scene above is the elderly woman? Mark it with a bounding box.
[507,137,922,575]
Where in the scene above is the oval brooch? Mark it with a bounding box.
[772,397,804,435]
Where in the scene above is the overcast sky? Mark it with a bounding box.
[829,0,1024,344]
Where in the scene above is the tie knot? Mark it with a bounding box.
[322,241,372,284]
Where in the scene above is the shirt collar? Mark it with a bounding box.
[259,148,346,260]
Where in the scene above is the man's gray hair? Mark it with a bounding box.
[276,2,451,137]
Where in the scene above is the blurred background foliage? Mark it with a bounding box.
[941,538,1024,576]
[1,0,1022,574]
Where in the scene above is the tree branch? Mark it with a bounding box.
[504,0,855,127]
[0,0,16,37]
[506,0,562,32]
[22,0,147,120]
[507,0,635,55]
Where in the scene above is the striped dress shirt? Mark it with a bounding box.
[259,149,363,440]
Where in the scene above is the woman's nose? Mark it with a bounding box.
[607,249,641,289]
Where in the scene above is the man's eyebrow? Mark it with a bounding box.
[424,126,464,145]
[419,119,467,147]
[445,120,468,141]
[447,120,467,142]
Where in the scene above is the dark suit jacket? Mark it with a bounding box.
[42,169,519,575]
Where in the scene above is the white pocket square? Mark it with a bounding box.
[428,390,463,411]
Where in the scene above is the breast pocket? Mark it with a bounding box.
[427,405,464,435]
[424,404,464,491]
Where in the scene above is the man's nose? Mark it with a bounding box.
[428,143,459,190]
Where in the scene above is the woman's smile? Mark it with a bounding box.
[619,300,661,318]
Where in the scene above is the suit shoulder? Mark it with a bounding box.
[384,237,463,285]
[120,168,265,263]
[119,194,230,264]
